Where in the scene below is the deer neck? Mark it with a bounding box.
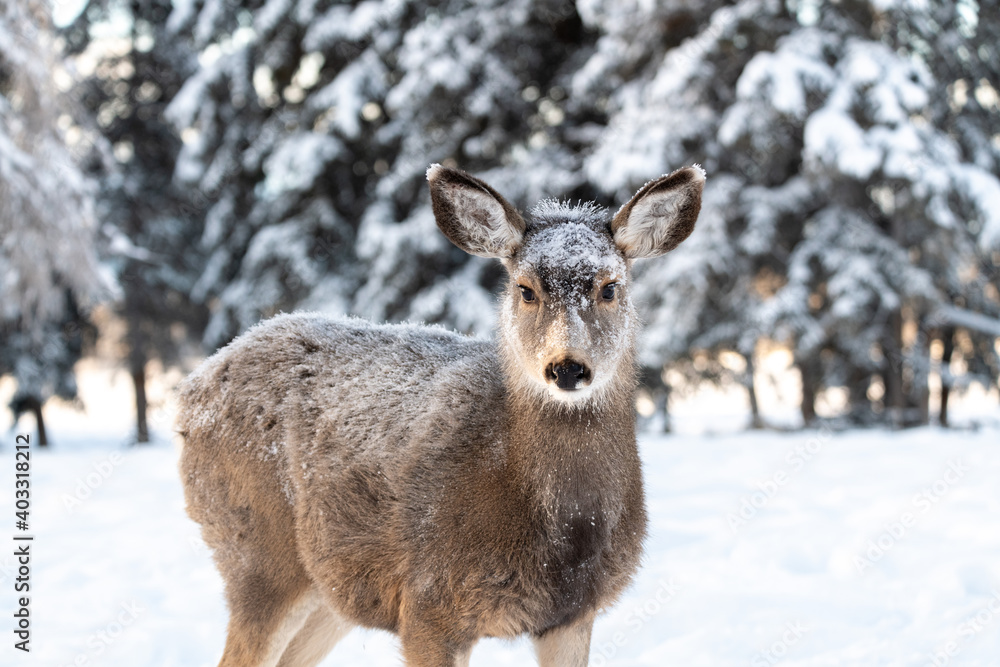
[500,349,639,521]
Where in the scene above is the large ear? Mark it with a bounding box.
[611,166,705,259]
[427,164,526,258]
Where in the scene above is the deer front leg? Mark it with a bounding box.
[399,627,473,667]
[533,612,596,667]
[398,598,475,667]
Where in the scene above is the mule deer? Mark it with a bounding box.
[177,164,704,666]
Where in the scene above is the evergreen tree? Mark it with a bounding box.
[64,0,209,443]
[73,0,999,431]
[884,0,1000,425]
[0,0,111,445]
[162,0,593,348]
[583,0,1000,426]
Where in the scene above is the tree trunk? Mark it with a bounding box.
[657,380,672,433]
[745,354,763,429]
[798,355,819,426]
[913,316,930,426]
[882,309,905,429]
[31,398,48,448]
[131,360,149,444]
[916,381,930,426]
[639,365,671,433]
[126,296,150,444]
[844,364,874,425]
[939,327,955,427]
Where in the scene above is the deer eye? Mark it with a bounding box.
[519,286,536,303]
[602,283,617,301]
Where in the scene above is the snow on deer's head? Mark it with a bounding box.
[428,164,705,406]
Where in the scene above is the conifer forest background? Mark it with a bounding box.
[2,0,1000,443]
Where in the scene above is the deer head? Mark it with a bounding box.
[428,164,705,405]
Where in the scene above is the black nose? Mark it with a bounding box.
[545,360,591,390]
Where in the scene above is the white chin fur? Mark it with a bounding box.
[546,383,596,404]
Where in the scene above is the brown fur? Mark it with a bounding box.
[178,165,704,666]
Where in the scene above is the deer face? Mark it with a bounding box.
[428,165,705,405]
[499,205,633,403]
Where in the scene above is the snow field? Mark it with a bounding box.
[1,423,997,666]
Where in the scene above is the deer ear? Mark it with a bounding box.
[611,166,705,259]
[427,164,525,258]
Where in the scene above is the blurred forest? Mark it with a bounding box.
[2,0,999,444]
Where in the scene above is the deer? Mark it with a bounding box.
[177,163,704,667]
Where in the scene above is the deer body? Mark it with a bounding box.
[178,165,704,666]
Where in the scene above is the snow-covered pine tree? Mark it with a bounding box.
[74,0,998,430]
[883,0,1000,425]
[64,0,209,443]
[582,0,1000,426]
[576,1,807,427]
[0,0,112,445]
[162,0,594,349]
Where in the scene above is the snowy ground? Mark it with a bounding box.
[1,370,999,666]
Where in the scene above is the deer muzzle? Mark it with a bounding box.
[544,358,593,391]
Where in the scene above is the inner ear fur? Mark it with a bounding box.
[611,165,705,259]
[427,165,526,258]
